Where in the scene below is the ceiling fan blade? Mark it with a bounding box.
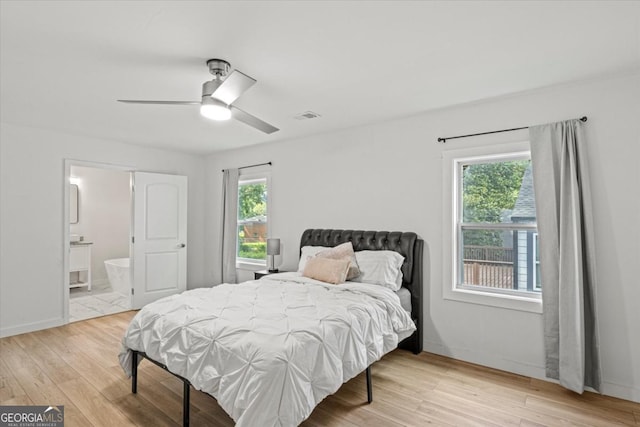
[211,70,256,105]
[117,100,200,105]
[231,106,279,134]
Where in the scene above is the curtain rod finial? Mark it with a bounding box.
[438,137,446,143]
[580,116,588,122]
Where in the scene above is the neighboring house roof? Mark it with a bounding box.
[239,215,267,224]
[510,164,537,222]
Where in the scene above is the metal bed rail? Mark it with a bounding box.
[131,349,373,426]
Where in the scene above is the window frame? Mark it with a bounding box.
[442,141,542,313]
[236,169,271,269]
[532,232,541,292]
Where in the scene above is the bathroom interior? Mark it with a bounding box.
[69,165,132,322]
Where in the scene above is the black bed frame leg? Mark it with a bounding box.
[183,380,190,427]
[131,351,138,394]
[366,366,372,404]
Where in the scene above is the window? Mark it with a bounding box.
[237,174,269,265]
[443,142,542,313]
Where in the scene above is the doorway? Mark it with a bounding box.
[63,161,189,323]
[66,162,133,322]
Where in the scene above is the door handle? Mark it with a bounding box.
[178,243,186,248]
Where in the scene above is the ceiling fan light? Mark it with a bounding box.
[200,97,231,121]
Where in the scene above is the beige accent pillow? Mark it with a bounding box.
[315,242,361,280]
[302,257,350,285]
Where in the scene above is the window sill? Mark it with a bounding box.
[236,260,266,271]
[443,286,543,314]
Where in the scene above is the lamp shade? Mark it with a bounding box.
[267,238,281,256]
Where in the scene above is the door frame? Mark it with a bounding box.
[63,159,135,324]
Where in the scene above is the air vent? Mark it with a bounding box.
[294,111,321,120]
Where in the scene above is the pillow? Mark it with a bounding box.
[352,250,405,291]
[394,269,404,289]
[302,257,350,285]
[297,246,330,272]
[315,242,361,280]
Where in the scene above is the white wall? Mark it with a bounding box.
[204,72,640,402]
[0,124,207,337]
[70,165,130,287]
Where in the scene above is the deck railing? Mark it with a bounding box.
[463,245,515,289]
[463,245,514,263]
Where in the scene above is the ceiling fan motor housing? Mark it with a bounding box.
[207,59,230,78]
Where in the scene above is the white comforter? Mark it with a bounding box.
[119,272,416,426]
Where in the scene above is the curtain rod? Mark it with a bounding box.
[437,116,588,143]
[221,161,272,172]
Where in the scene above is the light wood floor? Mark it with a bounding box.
[1,311,638,426]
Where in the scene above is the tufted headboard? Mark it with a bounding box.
[299,229,423,354]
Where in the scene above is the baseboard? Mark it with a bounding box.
[600,381,640,403]
[0,317,64,338]
[423,340,547,380]
[423,340,640,404]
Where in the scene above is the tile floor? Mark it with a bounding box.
[69,283,131,322]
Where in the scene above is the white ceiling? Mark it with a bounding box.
[1,1,639,154]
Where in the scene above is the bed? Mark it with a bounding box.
[119,228,423,426]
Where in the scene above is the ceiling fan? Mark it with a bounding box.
[118,59,279,134]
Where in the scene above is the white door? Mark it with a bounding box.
[132,172,188,309]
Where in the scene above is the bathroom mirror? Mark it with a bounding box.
[70,184,78,224]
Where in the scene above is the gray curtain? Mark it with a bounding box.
[529,119,600,393]
[221,168,239,284]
